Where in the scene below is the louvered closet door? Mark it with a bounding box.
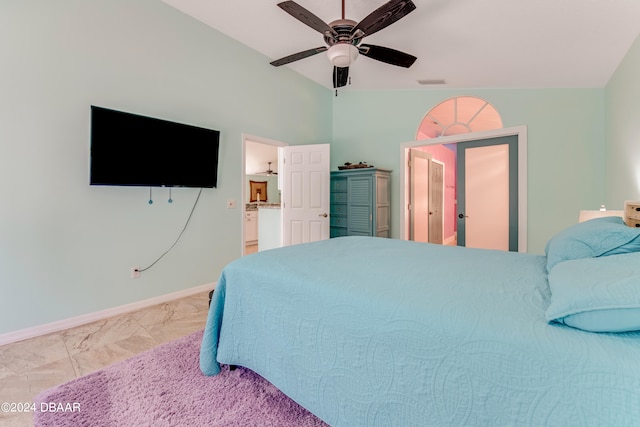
[347,176,372,235]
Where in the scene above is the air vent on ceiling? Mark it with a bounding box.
[417,79,446,85]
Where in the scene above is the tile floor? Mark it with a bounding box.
[0,291,211,427]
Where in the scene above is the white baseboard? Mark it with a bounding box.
[0,282,216,346]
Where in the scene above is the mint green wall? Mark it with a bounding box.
[0,0,332,335]
[332,89,606,253]
[606,34,640,204]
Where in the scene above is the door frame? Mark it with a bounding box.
[399,125,528,252]
[242,133,288,255]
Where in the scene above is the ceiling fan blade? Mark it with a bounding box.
[352,0,416,38]
[333,66,349,88]
[277,1,338,37]
[270,46,328,67]
[359,44,416,68]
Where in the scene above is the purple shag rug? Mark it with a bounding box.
[34,330,328,426]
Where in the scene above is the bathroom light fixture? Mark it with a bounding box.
[327,43,358,68]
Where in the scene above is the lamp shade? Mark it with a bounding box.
[327,43,358,67]
[578,209,623,222]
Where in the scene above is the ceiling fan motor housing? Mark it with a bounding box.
[324,19,361,46]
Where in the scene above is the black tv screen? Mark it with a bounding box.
[90,106,220,188]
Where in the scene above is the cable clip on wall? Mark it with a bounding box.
[148,187,174,204]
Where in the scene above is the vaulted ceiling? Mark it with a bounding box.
[163,0,640,91]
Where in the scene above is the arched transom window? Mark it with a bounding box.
[417,96,503,139]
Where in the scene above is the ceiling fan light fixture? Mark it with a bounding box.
[327,43,358,67]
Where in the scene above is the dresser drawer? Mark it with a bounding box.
[331,192,347,203]
[331,178,347,192]
[330,216,347,227]
[330,227,348,238]
[330,204,347,215]
[626,218,640,228]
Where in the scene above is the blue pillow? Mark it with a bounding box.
[545,216,640,273]
[545,252,640,333]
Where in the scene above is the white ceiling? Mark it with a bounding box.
[246,141,279,175]
[163,0,640,91]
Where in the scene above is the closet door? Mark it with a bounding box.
[347,176,372,236]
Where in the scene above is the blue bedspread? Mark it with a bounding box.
[200,236,640,426]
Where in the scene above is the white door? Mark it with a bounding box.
[456,135,517,251]
[464,144,509,250]
[409,150,431,242]
[281,144,330,246]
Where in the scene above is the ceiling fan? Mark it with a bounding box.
[270,0,417,89]
[258,162,278,176]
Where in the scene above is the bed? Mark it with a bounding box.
[200,217,640,426]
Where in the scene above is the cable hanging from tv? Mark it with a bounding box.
[139,187,203,273]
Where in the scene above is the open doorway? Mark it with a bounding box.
[404,96,527,252]
[401,126,528,252]
[242,134,287,255]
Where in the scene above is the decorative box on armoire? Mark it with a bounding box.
[330,167,391,238]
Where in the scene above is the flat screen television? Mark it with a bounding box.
[90,106,220,188]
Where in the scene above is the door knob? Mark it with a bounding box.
[319,213,328,218]
[458,213,468,219]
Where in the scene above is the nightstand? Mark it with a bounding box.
[624,201,640,228]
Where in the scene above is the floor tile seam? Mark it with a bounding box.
[60,330,80,379]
